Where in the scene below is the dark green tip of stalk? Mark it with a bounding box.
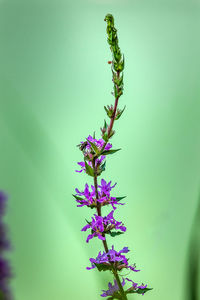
[104,13,114,24]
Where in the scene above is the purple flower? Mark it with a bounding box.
[86,245,140,272]
[0,191,12,300]
[0,191,7,217]
[87,135,112,151]
[74,179,124,210]
[0,257,12,300]
[0,258,11,281]
[81,211,126,243]
[0,223,10,251]
[101,278,126,297]
[0,192,9,252]
[76,156,105,173]
[125,278,148,295]
[76,135,112,173]
[101,277,148,298]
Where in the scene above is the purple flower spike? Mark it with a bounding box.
[73,15,152,299]
[101,278,126,297]
[81,212,126,243]
[74,179,125,210]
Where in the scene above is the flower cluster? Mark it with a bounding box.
[74,178,125,210]
[73,13,151,300]
[101,278,150,298]
[76,135,112,174]
[81,211,126,243]
[0,191,12,300]
[86,246,139,272]
[101,279,126,297]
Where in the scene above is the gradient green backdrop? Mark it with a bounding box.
[1,0,200,299]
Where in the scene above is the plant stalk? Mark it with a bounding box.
[92,159,128,300]
[101,70,120,153]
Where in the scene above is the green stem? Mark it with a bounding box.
[113,270,128,300]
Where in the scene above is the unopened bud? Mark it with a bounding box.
[101,127,106,135]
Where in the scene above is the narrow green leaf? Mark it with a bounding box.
[100,161,106,172]
[102,132,109,142]
[118,73,123,86]
[72,194,84,201]
[107,231,124,237]
[115,196,126,202]
[108,129,115,139]
[87,139,100,155]
[114,84,118,98]
[104,106,113,118]
[126,288,153,295]
[115,105,126,120]
[104,119,108,129]
[104,106,109,114]
[84,160,94,177]
[101,149,121,156]
[94,263,112,272]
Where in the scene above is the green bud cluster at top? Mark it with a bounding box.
[104,14,124,100]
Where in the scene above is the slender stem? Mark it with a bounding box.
[114,270,127,299]
[91,68,128,299]
[101,70,120,152]
[108,96,119,137]
[92,158,128,300]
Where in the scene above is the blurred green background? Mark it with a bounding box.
[1,0,200,299]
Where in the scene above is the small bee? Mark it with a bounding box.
[77,141,88,151]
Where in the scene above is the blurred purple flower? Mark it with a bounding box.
[0,191,7,217]
[0,191,12,300]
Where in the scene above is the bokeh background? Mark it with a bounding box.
[1,0,200,299]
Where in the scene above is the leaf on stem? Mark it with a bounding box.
[100,161,106,173]
[107,231,124,237]
[94,263,113,272]
[126,287,153,295]
[101,149,121,156]
[72,194,84,201]
[86,139,100,155]
[115,196,126,202]
[115,106,126,120]
[84,159,94,177]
